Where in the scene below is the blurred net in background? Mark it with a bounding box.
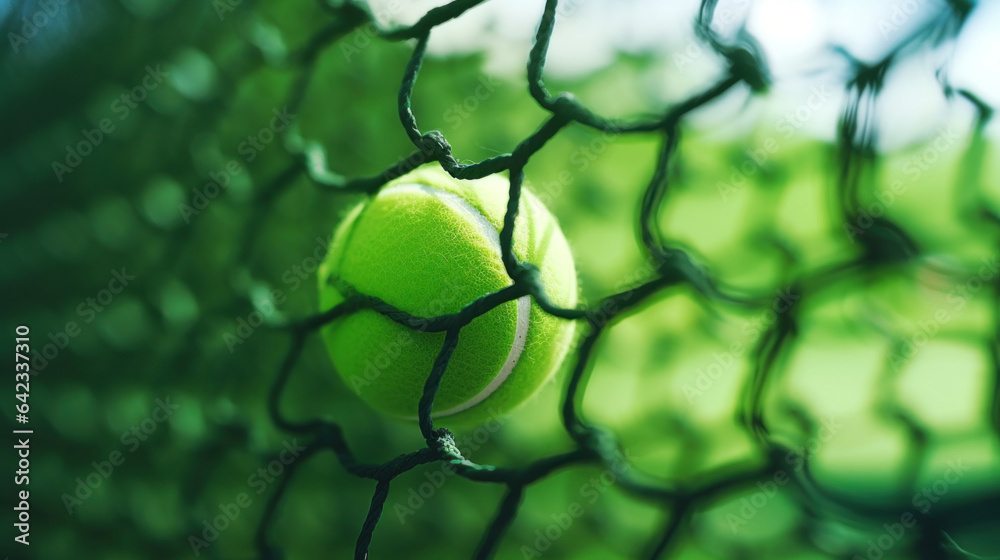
[3,0,1000,559]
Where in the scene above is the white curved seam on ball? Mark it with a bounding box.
[380,182,530,418]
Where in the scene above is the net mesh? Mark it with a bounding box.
[5,0,999,558]
[241,1,994,559]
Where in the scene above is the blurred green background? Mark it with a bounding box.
[3,0,1000,559]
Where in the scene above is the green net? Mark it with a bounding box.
[4,0,1000,559]
[249,1,998,558]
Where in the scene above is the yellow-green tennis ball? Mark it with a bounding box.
[317,163,577,424]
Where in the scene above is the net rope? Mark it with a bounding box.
[224,1,998,559]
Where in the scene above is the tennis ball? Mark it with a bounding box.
[317,163,577,424]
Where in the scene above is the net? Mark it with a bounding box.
[5,0,999,558]
[243,1,996,559]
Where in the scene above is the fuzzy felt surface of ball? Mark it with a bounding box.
[317,164,577,424]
